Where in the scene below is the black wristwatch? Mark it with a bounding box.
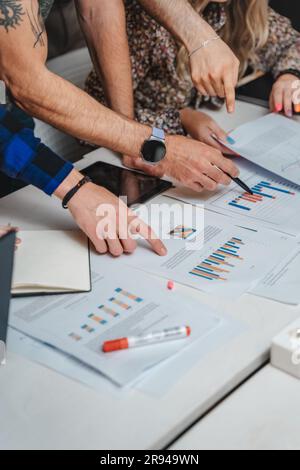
[141,127,167,165]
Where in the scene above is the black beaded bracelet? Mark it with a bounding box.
[62,176,92,209]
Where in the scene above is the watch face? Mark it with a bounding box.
[141,139,167,164]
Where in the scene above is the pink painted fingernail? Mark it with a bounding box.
[275,104,283,112]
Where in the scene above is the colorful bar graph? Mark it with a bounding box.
[69,333,82,342]
[115,288,143,303]
[98,305,120,318]
[190,237,244,281]
[109,297,131,310]
[88,313,107,325]
[170,225,197,240]
[228,179,295,212]
[81,324,95,333]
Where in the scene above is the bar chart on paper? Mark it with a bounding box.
[166,160,300,236]
[210,174,300,235]
[10,265,223,386]
[68,286,144,343]
[125,207,294,298]
[190,238,244,282]
[204,161,300,236]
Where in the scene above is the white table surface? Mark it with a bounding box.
[170,364,300,450]
[1,101,299,450]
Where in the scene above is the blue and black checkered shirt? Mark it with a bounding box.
[0,105,73,196]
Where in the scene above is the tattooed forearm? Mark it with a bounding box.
[27,1,45,47]
[0,0,25,31]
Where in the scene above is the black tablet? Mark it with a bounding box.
[0,231,15,345]
[82,161,173,206]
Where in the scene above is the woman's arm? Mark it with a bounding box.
[258,8,300,115]
[138,0,240,113]
[261,8,300,80]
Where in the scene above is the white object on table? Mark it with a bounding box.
[1,101,300,450]
[170,365,300,450]
[271,319,300,379]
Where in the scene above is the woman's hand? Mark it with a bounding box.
[180,108,236,154]
[270,74,300,116]
[0,226,21,249]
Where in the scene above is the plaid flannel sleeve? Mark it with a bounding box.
[0,106,73,196]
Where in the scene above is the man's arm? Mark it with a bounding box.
[0,103,165,257]
[75,0,134,119]
[138,0,240,112]
[0,0,147,156]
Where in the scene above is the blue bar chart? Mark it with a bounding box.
[228,180,295,212]
[207,170,300,235]
[190,238,244,282]
[68,286,145,341]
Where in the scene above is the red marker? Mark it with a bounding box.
[102,326,191,353]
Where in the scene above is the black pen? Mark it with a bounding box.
[211,133,254,195]
[224,173,254,195]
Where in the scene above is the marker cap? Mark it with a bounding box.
[102,338,129,353]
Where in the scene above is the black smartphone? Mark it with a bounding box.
[82,161,173,206]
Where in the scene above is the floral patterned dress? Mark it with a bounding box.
[85,0,300,135]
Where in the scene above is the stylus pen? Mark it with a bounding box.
[211,134,254,195]
[224,173,254,196]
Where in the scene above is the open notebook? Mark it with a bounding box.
[12,231,91,296]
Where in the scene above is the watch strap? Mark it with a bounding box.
[152,127,165,141]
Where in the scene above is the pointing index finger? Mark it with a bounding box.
[131,218,167,256]
[224,75,236,114]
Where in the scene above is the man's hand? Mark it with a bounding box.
[54,170,167,258]
[123,134,239,193]
[162,135,239,192]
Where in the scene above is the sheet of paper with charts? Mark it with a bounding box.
[251,242,300,305]
[122,205,295,299]
[9,265,221,387]
[224,113,300,186]
[167,158,300,236]
[7,309,242,397]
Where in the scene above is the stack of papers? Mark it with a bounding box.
[10,264,223,387]
[225,113,300,186]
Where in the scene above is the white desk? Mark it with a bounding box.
[0,101,299,450]
[171,365,300,450]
